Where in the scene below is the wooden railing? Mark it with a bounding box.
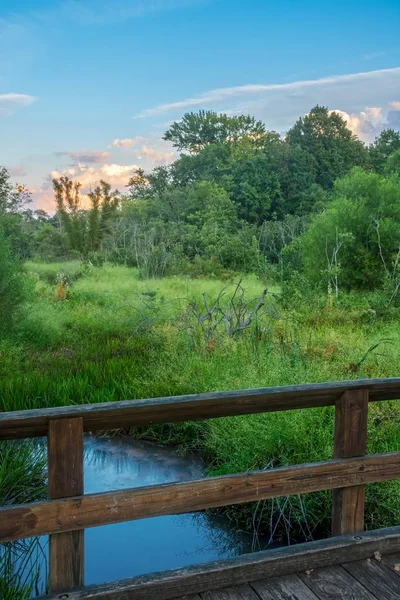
[1,378,400,596]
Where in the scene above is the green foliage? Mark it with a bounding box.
[286,106,367,189]
[0,441,47,600]
[369,129,400,173]
[300,169,400,292]
[163,110,268,153]
[2,263,400,543]
[0,225,29,333]
[53,176,119,257]
[385,149,400,174]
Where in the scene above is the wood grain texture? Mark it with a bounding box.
[38,528,400,600]
[298,565,376,599]
[252,574,319,599]
[343,558,400,599]
[332,389,368,536]
[379,553,400,577]
[200,585,260,599]
[48,418,84,593]
[2,452,400,543]
[1,378,400,439]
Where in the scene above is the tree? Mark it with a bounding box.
[370,129,400,173]
[300,169,400,292]
[286,106,367,189]
[163,110,267,153]
[53,176,119,257]
[0,224,27,332]
[0,167,31,216]
[385,149,400,175]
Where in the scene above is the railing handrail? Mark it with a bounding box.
[2,378,400,594]
[2,450,400,544]
[1,377,400,440]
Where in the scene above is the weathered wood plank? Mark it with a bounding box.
[252,574,319,599]
[2,452,400,543]
[298,565,376,599]
[38,527,400,600]
[379,553,400,576]
[332,389,368,536]
[200,584,260,599]
[1,378,400,439]
[48,418,84,593]
[343,557,400,599]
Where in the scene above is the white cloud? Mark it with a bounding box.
[331,102,400,142]
[112,136,176,165]
[51,163,140,190]
[112,137,144,148]
[54,150,111,164]
[0,93,36,116]
[135,67,400,137]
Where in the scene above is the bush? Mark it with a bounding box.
[300,169,400,292]
[0,225,29,333]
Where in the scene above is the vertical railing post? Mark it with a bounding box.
[332,389,368,536]
[48,417,84,592]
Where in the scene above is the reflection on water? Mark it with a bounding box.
[11,435,269,591]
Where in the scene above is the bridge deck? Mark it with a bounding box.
[176,553,400,600]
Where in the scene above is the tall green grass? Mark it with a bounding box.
[0,442,47,599]
[2,261,400,544]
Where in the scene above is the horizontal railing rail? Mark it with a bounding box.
[1,377,400,440]
[1,377,400,596]
[2,451,400,544]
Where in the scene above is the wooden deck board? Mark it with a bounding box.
[298,564,377,599]
[342,557,400,599]
[252,574,319,599]
[379,553,400,577]
[173,556,400,600]
[38,529,400,600]
[199,585,260,599]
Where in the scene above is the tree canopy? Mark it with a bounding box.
[163,110,268,153]
[286,105,367,189]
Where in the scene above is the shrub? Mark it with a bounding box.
[0,225,29,333]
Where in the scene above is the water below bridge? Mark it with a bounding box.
[16,435,270,592]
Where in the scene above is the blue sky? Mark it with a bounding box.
[1,0,400,210]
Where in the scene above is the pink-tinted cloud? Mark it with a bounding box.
[33,162,141,212]
[138,145,175,165]
[113,136,176,165]
[7,165,27,177]
[331,102,400,142]
[112,137,144,148]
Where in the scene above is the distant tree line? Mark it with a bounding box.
[1,105,400,302]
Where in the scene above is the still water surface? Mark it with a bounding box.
[25,435,268,589]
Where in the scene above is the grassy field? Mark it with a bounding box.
[1,261,400,542]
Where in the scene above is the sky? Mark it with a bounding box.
[1,0,400,211]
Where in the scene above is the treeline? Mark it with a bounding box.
[1,105,400,299]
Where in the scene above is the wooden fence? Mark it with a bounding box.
[1,378,400,595]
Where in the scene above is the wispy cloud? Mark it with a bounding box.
[0,93,36,116]
[363,51,387,60]
[60,0,204,24]
[135,67,400,138]
[54,150,111,164]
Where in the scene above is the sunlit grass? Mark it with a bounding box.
[2,261,400,546]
